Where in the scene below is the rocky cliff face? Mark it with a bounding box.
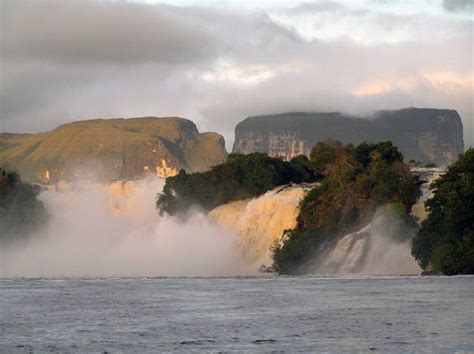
[233,108,464,166]
[0,117,227,182]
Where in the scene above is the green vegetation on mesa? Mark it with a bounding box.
[272,141,420,274]
[0,168,48,243]
[156,152,316,216]
[0,117,227,181]
[412,148,474,275]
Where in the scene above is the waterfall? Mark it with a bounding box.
[2,168,442,277]
[209,168,443,275]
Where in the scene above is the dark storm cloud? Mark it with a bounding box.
[1,1,216,64]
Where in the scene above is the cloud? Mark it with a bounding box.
[189,59,276,87]
[1,1,216,64]
[352,71,474,97]
[0,0,473,149]
[443,0,474,13]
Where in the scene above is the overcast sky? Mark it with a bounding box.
[1,0,473,149]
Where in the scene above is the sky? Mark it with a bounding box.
[1,0,473,149]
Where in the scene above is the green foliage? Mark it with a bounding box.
[0,168,49,243]
[412,148,474,275]
[272,140,420,274]
[388,202,408,218]
[156,153,319,216]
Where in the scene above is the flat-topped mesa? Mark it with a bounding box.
[0,117,227,182]
[233,108,464,166]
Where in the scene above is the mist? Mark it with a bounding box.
[0,179,254,278]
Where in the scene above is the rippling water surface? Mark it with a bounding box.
[1,276,473,352]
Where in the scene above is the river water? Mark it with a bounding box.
[1,276,473,352]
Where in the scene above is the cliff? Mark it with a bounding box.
[0,117,227,182]
[233,108,464,166]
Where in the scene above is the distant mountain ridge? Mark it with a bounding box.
[0,117,227,182]
[233,108,464,166]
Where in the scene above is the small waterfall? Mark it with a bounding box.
[311,208,421,275]
[307,168,444,275]
[410,167,444,222]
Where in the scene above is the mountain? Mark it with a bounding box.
[233,108,464,166]
[0,117,227,182]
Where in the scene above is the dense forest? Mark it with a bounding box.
[412,148,474,275]
[0,168,48,243]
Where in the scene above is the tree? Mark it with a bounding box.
[412,148,474,274]
[0,168,49,243]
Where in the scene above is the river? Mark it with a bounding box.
[1,276,472,352]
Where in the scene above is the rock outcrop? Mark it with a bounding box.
[0,117,227,182]
[233,108,464,166]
